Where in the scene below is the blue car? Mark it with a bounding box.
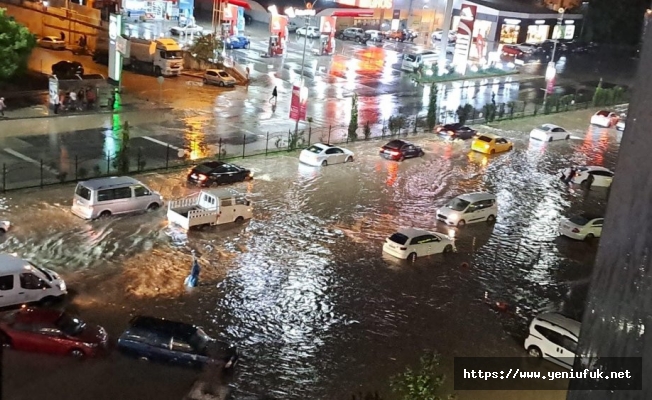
[225,35,250,49]
[117,316,238,369]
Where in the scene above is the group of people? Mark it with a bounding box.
[53,87,97,114]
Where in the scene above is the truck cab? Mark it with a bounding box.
[127,38,183,76]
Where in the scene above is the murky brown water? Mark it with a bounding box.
[0,109,620,399]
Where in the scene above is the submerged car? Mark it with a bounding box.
[117,316,238,369]
[559,214,604,241]
[471,134,513,154]
[560,166,614,188]
[299,143,354,167]
[203,69,237,87]
[187,161,252,186]
[383,228,454,261]
[38,36,66,50]
[435,123,477,140]
[590,110,619,128]
[529,124,570,142]
[0,308,108,358]
[379,139,424,161]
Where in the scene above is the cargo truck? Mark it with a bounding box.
[167,189,252,230]
[127,38,183,76]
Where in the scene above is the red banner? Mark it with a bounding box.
[320,16,336,34]
[270,14,288,38]
[222,4,238,35]
[289,85,308,121]
[546,77,555,94]
[457,4,477,36]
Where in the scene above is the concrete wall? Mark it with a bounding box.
[0,0,104,50]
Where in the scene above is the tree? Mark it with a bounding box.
[390,352,455,400]
[187,33,223,64]
[426,83,438,131]
[348,93,359,141]
[0,9,37,81]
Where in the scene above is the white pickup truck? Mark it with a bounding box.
[167,189,252,230]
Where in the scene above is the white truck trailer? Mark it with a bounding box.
[126,38,183,77]
[167,189,253,230]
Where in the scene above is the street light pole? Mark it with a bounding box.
[543,8,565,105]
[294,0,318,135]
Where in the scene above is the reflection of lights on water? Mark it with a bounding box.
[104,114,122,158]
[184,118,209,160]
[386,161,398,186]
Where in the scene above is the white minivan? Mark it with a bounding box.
[0,254,67,307]
[71,176,163,220]
[524,312,580,370]
[436,192,497,227]
[401,51,438,72]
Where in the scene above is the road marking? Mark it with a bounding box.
[4,148,58,174]
[141,136,184,151]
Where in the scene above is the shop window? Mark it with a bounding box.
[553,24,575,40]
[526,25,550,44]
[500,24,520,44]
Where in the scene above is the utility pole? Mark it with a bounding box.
[438,0,454,74]
[294,0,318,136]
[543,8,564,105]
[566,11,652,400]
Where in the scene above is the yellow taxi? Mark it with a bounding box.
[471,133,513,154]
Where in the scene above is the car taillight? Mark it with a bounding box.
[572,228,580,233]
[448,131,455,135]
[399,246,407,250]
[198,174,207,181]
[390,150,399,155]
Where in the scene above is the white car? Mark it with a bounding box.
[383,228,455,261]
[38,36,66,50]
[560,166,614,187]
[590,110,620,128]
[297,26,320,38]
[203,69,236,87]
[299,143,354,166]
[170,24,205,35]
[529,124,570,142]
[365,30,384,42]
[559,214,603,240]
[0,221,9,233]
[431,30,456,43]
[616,116,626,131]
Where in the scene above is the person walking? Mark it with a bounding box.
[270,86,278,104]
[0,97,5,117]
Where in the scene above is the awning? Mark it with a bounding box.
[316,8,375,17]
[228,0,251,9]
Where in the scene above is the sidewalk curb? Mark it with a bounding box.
[0,106,174,121]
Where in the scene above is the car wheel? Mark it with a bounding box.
[565,135,570,140]
[245,43,250,49]
[218,81,225,87]
[69,349,85,358]
[443,245,453,253]
[155,66,162,76]
[346,156,353,162]
[528,346,543,358]
[210,180,220,187]
[99,210,111,219]
[457,219,466,228]
[398,156,405,162]
[147,203,160,211]
[490,149,496,154]
[548,137,553,142]
[487,215,496,223]
[585,233,595,241]
[203,78,208,84]
[235,216,244,223]
[408,252,417,262]
[355,37,360,43]
[40,295,58,305]
[508,146,513,151]
[322,160,328,166]
[419,151,424,157]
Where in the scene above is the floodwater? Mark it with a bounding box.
[1,109,620,399]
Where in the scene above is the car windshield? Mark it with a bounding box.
[305,145,324,154]
[30,263,53,281]
[569,215,590,226]
[195,164,216,173]
[538,125,552,131]
[388,233,409,245]
[162,51,183,59]
[446,198,470,211]
[56,314,86,336]
[218,72,230,78]
[477,136,492,143]
[75,184,91,200]
[385,141,403,149]
[596,110,609,116]
[404,54,416,62]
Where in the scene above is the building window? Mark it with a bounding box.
[500,24,520,44]
[526,25,550,44]
[553,24,575,40]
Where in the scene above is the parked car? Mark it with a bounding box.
[559,214,604,241]
[524,312,579,370]
[51,61,84,79]
[117,316,238,369]
[38,36,66,50]
[0,254,67,307]
[529,123,570,142]
[299,143,354,167]
[501,43,539,58]
[386,30,410,42]
[296,26,320,38]
[471,134,513,154]
[203,69,237,87]
[0,308,108,358]
[383,228,454,261]
[436,192,497,227]
[287,21,299,33]
[590,110,620,128]
[379,139,424,161]
[431,29,456,43]
[187,161,252,186]
[170,24,204,35]
[435,123,477,140]
[225,35,250,49]
[365,30,385,42]
[338,27,366,42]
[559,166,614,188]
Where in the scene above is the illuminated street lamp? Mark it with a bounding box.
[543,7,565,105]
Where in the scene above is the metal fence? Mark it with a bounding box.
[0,96,627,192]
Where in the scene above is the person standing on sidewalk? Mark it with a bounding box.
[0,97,5,117]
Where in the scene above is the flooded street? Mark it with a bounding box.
[1,108,619,399]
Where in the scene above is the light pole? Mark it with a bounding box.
[290,1,318,135]
[543,7,565,105]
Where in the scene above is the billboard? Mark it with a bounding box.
[452,3,477,74]
[320,16,336,34]
[270,14,289,38]
[290,85,308,121]
[108,13,123,82]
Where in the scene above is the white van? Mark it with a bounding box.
[401,51,438,72]
[436,192,497,227]
[0,254,67,307]
[524,312,580,370]
[71,176,163,220]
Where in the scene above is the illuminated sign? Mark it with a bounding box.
[459,5,475,21]
[453,3,477,75]
[504,18,521,25]
[335,0,392,9]
[535,20,545,24]
[108,13,122,82]
[565,20,574,24]
[295,9,316,16]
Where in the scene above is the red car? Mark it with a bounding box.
[0,308,108,358]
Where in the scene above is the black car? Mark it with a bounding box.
[117,316,238,369]
[187,161,252,186]
[379,139,424,161]
[51,61,84,79]
[435,123,477,140]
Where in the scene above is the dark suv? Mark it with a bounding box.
[379,139,424,161]
[117,316,238,369]
[51,61,84,79]
[338,27,366,42]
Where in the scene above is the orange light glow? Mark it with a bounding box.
[386,161,398,186]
